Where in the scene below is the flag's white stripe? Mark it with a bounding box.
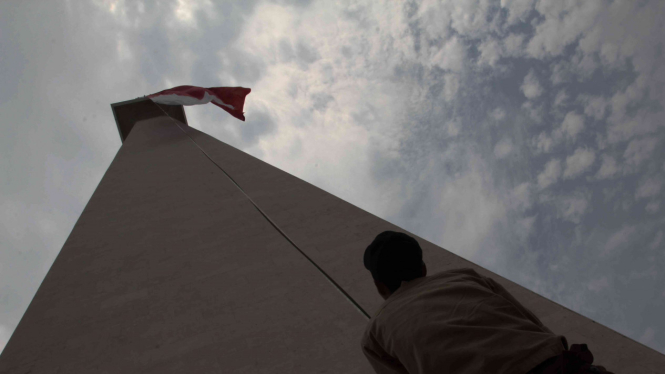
[151,91,235,110]
[211,96,235,110]
[150,91,214,106]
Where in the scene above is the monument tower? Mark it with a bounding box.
[0,98,663,372]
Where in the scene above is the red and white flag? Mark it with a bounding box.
[148,85,251,121]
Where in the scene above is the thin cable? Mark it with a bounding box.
[149,101,371,321]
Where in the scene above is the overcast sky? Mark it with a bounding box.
[1,0,665,356]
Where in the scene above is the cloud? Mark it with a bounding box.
[563,148,596,179]
[443,73,460,102]
[515,215,537,242]
[557,192,590,224]
[558,111,585,141]
[623,137,659,170]
[500,0,535,27]
[444,117,461,137]
[478,37,502,67]
[405,149,507,262]
[645,201,660,214]
[537,158,561,189]
[604,225,637,257]
[238,108,278,147]
[522,101,544,123]
[502,33,525,56]
[650,231,663,250]
[606,112,662,145]
[586,276,609,292]
[510,182,533,211]
[172,0,216,28]
[533,132,554,154]
[526,0,603,59]
[550,61,571,85]
[595,154,619,179]
[494,137,513,159]
[553,90,568,108]
[635,176,663,200]
[579,94,609,121]
[490,107,506,121]
[521,69,543,99]
[432,36,467,72]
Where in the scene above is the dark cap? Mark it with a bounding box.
[364,231,423,282]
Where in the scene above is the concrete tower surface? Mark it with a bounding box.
[0,99,663,373]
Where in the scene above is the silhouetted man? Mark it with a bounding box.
[361,231,613,374]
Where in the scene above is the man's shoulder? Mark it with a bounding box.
[433,267,483,277]
[370,268,488,321]
[406,267,484,287]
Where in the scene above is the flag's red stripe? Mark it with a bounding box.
[148,85,208,100]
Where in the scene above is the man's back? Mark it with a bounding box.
[361,268,567,374]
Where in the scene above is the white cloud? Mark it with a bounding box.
[579,95,608,120]
[521,69,543,99]
[478,37,502,66]
[604,225,637,257]
[559,111,585,141]
[650,231,663,250]
[550,61,571,85]
[516,215,537,242]
[586,276,609,292]
[553,90,568,108]
[494,137,513,159]
[595,154,619,179]
[172,0,216,28]
[558,193,589,224]
[645,201,660,214]
[510,182,533,211]
[426,154,506,260]
[577,1,664,73]
[606,107,661,145]
[233,0,417,221]
[444,117,461,137]
[526,0,603,59]
[500,0,534,27]
[623,137,659,170]
[443,73,460,102]
[537,158,561,189]
[432,36,466,72]
[533,132,553,153]
[446,0,494,37]
[563,148,596,179]
[522,101,543,123]
[490,107,506,121]
[502,33,525,56]
[635,176,663,200]
[416,0,453,41]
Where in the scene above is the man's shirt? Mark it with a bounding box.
[361,268,568,374]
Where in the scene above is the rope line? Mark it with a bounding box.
[149,101,371,321]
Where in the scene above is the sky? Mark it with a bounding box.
[1,0,664,356]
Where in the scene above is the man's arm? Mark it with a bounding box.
[361,331,409,374]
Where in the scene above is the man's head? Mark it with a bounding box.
[364,231,427,300]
